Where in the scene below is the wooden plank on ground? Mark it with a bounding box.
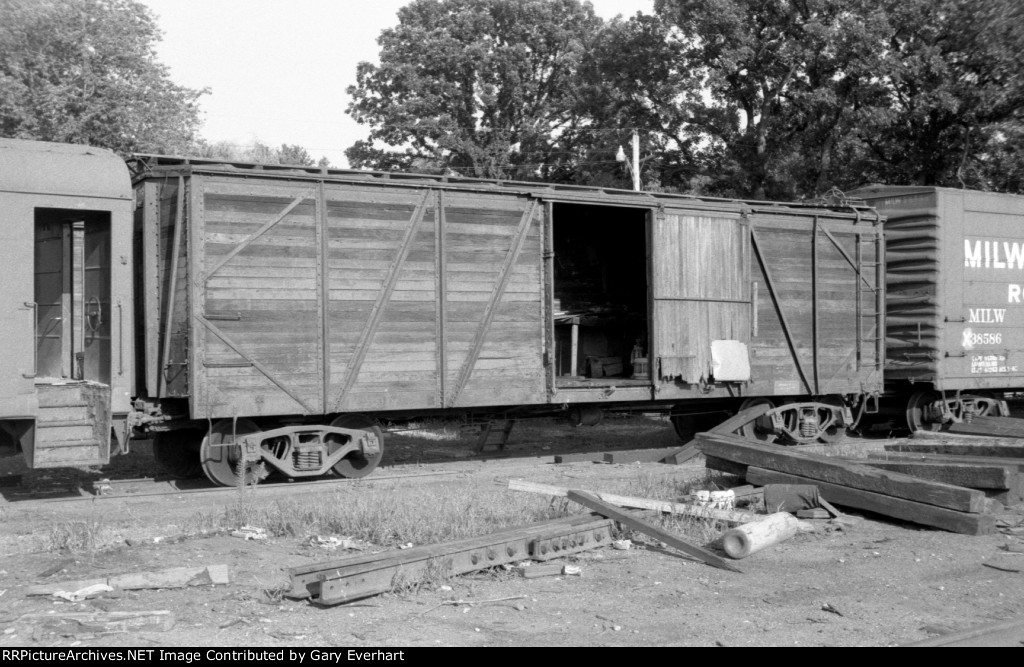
[706,403,771,435]
[603,446,695,464]
[508,479,763,525]
[11,610,175,635]
[705,455,749,477]
[854,460,1017,490]
[553,452,606,464]
[696,432,987,513]
[25,565,230,596]
[868,451,1024,472]
[565,490,743,573]
[947,415,1024,438]
[885,440,1024,459]
[743,467,997,536]
[664,443,701,464]
[902,616,1024,647]
[911,430,1024,446]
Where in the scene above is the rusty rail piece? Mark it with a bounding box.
[287,513,615,606]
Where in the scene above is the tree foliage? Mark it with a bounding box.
[189,139,329,167]
[351,0,1024,197]
[346,0,604,180]
[0,0,205,156]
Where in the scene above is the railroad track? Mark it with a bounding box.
[0,467,461,505]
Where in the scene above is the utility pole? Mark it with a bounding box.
[631,130,640,192]
[616,130,642,191]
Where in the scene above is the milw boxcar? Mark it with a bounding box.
[852,185,1024,430]
[0,139,884,485]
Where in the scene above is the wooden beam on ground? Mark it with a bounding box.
[602,446,696,464]
[743,467,996,536]
[705,455,749,477]
[565,490,742,573]
[869,451,1024,472]
[902,616,1024,647]
[946,415,1024,438]
[885,440,1024,459]
[663,443,701,464]
[11,611,175,635]
[696,431,986,513]
[706,403,771,435]
[25,565,229,596]
[553,452,606,464]
[854,460,1017,490]
[507,479,763,525]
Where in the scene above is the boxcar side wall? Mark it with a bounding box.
[945,189,1024,389]
[854,186,1024,393]
[136,163,884,427]
[167,174,547,420]
[649,205,883,401]
[747,209,883,398]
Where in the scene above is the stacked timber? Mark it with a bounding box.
[695,431,997,535]
[868,430,1024,506]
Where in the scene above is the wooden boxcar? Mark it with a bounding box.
[124,155,885,483]
[851,185,1024,429]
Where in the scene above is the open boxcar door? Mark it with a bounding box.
[651,207,752,386]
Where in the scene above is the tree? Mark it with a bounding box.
[633,0,891,199]
[853,0,1024,190]
[346,0,603,180]
[614,0,1024,198]
[188,139,325,167]
[0,0,205,155]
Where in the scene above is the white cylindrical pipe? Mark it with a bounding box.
[721,512,801,559]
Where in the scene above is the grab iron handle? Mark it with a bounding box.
[117,298,124,376]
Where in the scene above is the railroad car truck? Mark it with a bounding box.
[851,185,1024,430]
[0,138,885,485]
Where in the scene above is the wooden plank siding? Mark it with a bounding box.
[653,209,751,384]
[193,178,322,417]
[171,175,545,419]
[132,159,882,422]
[651,206,881,396]
[744,213,881,397]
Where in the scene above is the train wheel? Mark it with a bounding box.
[329,414,384,479]
[200,419,263,487]
[153,429,202,478]
[905,391,943,432]
[736,398,780,443]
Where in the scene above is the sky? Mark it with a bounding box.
[139,0,654,168]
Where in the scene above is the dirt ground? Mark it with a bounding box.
[1,415,1023,647]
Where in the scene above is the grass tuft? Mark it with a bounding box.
[47,519,107,553]
[195,481,567,548]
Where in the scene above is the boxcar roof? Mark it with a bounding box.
[133,153,879,220]
[0,138,131,202]
[851,183,1024,203]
